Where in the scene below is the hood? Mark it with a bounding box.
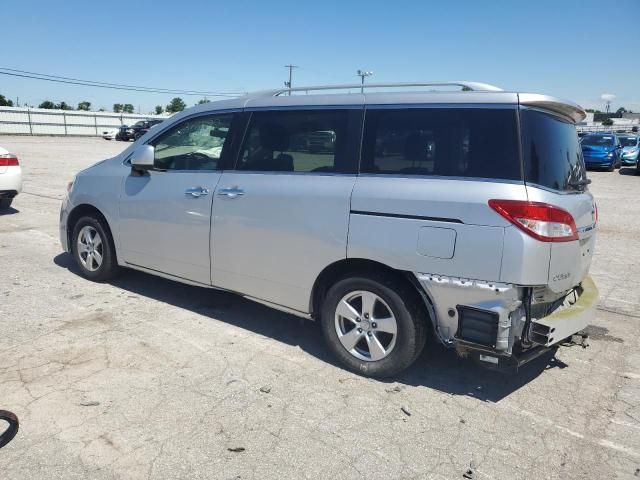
[581,144,614,152]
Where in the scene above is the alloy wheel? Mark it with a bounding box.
[76,225,104,272]
[334,290,398,362]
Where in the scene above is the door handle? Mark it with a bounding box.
[217,187,245,199]
[185,187,210,198]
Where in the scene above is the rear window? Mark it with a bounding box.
[360,108,520,180]
[521,109,587,192]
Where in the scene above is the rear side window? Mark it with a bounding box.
[361,108,521,180]
[521,109,587,191]
[237,110,356,173]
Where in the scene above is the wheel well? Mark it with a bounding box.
[310,258,433,323]
[66,204,114,256]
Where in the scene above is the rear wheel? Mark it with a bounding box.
[320,275,427,378]
[0,197,13,209]
[72,216,120,281]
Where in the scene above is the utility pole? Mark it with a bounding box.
[356,70,373,93]
[284,64,299,95]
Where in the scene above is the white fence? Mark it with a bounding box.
[0,106,169,136]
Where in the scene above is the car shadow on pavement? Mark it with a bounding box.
[54,252,564,402]
[0,206,20,215]
[618,167,637,176]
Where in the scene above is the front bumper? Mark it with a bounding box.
[621,153,639,165]
[584,159,614,168]
[59,195,72,253]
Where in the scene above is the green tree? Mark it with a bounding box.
[155,105,164,115]
[616,107,627,115]
[123,104,135,114]
[461,86,472,92]
[0,95,13,107]
[113,104,123,113]
[77,101,91,111]
[166,97,186,113]
[602,118,614,126]
[39,100,55,109]
[56,101,73,110]
[197,98,211,104]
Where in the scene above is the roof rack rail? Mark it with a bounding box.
[258,81,504,97]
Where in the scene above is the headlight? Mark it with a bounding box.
[607,152,614,158]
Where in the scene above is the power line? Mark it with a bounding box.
[0,67,245,97]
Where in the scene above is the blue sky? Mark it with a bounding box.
[1,0,638,113]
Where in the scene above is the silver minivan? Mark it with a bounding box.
[60,82,598,377]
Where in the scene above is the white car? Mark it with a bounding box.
[0,146,22,209]
[102,128,119,140]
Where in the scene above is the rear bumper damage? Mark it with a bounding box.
[415,273,599,370]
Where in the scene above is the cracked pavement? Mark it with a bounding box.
[0,136,639,479]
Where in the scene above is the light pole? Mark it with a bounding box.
[357,70,373,93]
[284,65,299,95]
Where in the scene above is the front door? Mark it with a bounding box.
[118,112,236,285]
[211,108,361,312]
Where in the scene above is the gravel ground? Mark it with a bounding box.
[0,136,639,480]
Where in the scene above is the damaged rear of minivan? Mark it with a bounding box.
[347,90,597,374]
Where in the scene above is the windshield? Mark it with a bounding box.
[521,109,587,192]
[582,135,614,147]
[620,136,638,147]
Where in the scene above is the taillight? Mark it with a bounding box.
[0,154,19,167]
[488,199,578,242]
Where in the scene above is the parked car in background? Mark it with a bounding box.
[60,81,598,377]
[619,135,639,166]
[0,146,22,210]
[581,133,622,171]
[102,128,119,140]
[116,119,164,142]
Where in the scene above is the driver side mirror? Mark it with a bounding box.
[130,145,155,171]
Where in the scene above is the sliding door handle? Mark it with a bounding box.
[185,187,210,197]
[217,187,245,199]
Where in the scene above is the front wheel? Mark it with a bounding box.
[72,216,120,281]
[320,275,427,378]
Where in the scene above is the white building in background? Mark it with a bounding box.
[577,111,639,133]
[0,106,169,136]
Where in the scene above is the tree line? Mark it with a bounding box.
[0,93,205,114]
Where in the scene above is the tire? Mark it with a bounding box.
[608,163,614,172]
[0,197,13,210]
[320,274,427,378]
[72,215,120,282]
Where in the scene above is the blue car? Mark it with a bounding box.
[581,133,622,171]
[619,135,640,166]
